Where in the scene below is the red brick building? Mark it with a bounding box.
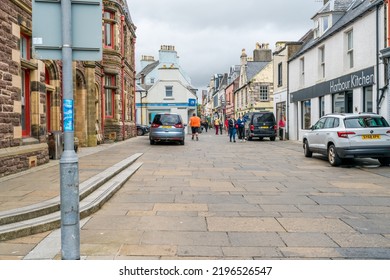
[0,0,137,177]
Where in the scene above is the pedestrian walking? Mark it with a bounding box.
[202,119,209,132]
[189,113,201,141]
[224,118,229,136]
[228,115,237,142]
[219,119,223,135]
[214,118,220,135]
[237,115,246,142]
[278,116,286,140]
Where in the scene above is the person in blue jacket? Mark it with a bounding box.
[236,115,246,142]
[228,115,237,142]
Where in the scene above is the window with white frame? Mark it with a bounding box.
[165,86,173,97]
[346,30,354,69]
[277,62,283,87]
[259,85,269,101]
[322,16,329,33]
[300,57,305,86]
[319,46,325,79]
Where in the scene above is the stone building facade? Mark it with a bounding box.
[0,0,137,177]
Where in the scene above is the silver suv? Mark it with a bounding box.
[302,113,390,166]
[149,113,185,145]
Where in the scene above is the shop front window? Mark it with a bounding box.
[333,91,353,113]
[302,100,311,130]
[319,96,325,117]
[363,86,373,112]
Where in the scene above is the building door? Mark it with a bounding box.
[45,68,52,132]
[21,69,31,137]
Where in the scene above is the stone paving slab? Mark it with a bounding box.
[278,232,338,247]
[222,247,283,258]
[341,218,390,234]
[277,217,356,233]
[207,217,285,232]
[141,231,230,246]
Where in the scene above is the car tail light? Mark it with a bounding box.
[151,123,160,128]
[174,123,183,128]
[250,125,254,131]
[337,131,356,138]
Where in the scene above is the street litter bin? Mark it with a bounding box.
[47,131,63,160]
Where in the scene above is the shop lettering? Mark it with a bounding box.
[330,71,374,93]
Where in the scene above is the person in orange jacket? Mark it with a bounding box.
[189,113,201,141]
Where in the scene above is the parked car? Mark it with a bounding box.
[136,124,149,136]
[149,113,185,145]
[302,113,390,166]
[243,111,277,141]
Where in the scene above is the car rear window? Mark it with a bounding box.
[253,113,274,125]
[153,114,181,125]
[344,116,390,128]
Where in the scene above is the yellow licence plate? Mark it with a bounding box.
[260,126,269,129]
[362,134,380,140]
[162,125,171,128]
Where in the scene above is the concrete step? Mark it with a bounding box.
[0,153,143,241]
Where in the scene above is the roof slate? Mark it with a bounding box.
[135,61,159,79]
[292,0,383,60]
[246,62,270,80]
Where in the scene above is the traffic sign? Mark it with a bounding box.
[32,0,102,61]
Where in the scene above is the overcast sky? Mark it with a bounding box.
[127,0,323,91]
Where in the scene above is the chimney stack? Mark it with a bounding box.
[253,42,272,62]
[140,55,155,70]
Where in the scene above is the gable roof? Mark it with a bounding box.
[246,61,270,80]
[135,60,159,79]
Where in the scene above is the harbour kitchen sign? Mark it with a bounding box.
[291,67,375,102]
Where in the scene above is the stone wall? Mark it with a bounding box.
[0,143,49,177]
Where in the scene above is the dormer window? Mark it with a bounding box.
[322,16,329,32]
[314,16,331,38]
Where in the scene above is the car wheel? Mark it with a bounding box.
[303,140,312,157]
[137,128,144,136]
[378,157,390,166]
[150,139,154,145]
[328,144,341,166]
[180,139,185,145]
[270,136,276,141]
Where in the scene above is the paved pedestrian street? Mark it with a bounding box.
[1,129,390,260]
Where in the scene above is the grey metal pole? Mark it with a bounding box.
[60,0,80,260]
